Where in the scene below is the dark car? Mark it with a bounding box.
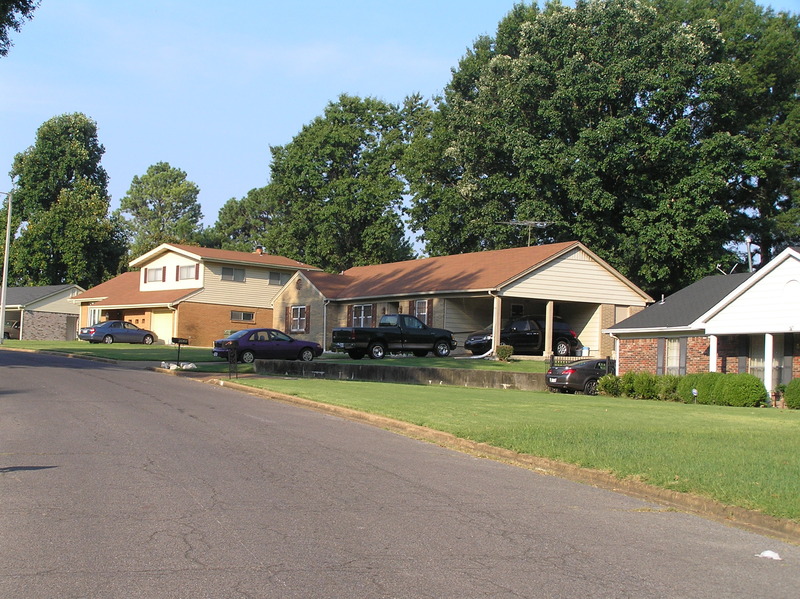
[545,358,615,395]
[78,320,156,344]
[212,328,323,363]
[464,316,580,356]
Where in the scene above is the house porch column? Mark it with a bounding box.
[491,294,502,355]
[764,333,774,392]
[543,300,554,356]
[708,335,718,373]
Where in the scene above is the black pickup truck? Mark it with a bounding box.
[332,314,458,359]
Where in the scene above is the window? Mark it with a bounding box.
[222,267,245,282]
[291,305,307,333]
[414,299,428,325]
[665,338,681,376]
[230,311,254,322]
[178,264,198,280]
[269,271,290,286]
[352,304,373,328]
[146,267,164,282]
[657,337,686,375]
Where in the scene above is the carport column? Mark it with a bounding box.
[491,294,503,355]
[764,333,774,392]
[543,300,555,356]
[708,335,718,373]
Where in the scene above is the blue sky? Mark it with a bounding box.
[1,0,798,229]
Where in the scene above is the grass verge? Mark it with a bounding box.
[236,376,800,523]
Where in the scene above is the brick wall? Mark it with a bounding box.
[21,310,79,341]
[176,302,273,347]
[618,338,658,374]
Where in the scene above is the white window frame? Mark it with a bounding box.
[269,271,290,286]
[230,311,255,322]
[146,267,164,282]
[179,264,196,280]
[414,299,428,324]
[665,338,681,376]
[291,305,307,333]
[352,304,373,328]
[222,267,245,282]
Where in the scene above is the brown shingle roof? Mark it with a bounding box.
[131,243,319,270]
[305,241,580,299]
[72,271,200,307]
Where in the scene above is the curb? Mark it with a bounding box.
[209,376,800,546]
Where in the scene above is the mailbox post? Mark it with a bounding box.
[223,339,239,378]
[172,337,189,365]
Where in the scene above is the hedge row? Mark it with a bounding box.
[597,371,775,407]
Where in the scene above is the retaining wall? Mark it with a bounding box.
[253,360,548,391]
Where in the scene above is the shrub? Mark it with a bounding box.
[676,373,704,403]
[633,371,658,400]
[785,378,800,409]
[496,345,514,362]
[714,373,768,407]
[598,373,620,397]
[619,371,637,397]
[656,374,680,401]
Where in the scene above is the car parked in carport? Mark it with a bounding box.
[546,358,615,395]
[212,328,323,363]
[464,316,581,356]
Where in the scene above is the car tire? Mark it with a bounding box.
[299,348,315,362]
[433,340,451,357]
[584,379,599,396]
[3,332,8,339]
[142,334,154,345]
[368,342,386,359]
[554,339,570,356]
[347,350,366,360]
[103,335,114,344]
[548,386,559,393]
[240,350,256,364]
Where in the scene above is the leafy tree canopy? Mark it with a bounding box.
[118,161,203,258]
[7,112,127,287]
[404,0,800,296]
[0,0,39,56]
[248,94,413,272]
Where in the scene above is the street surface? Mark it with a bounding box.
[1,349,799,598]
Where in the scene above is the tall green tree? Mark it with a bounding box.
[118,161,203,258]
[207,187,273,252]
[0,0,39,56]
[404,0,800,296]
[258,94,413,272]
[7,112,127,287]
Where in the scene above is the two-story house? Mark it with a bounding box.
[71,244,320,346]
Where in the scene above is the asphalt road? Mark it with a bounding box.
[1,349,799,598]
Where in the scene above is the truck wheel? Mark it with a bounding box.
[433,340,451,357]
[555,339,570,356]
[412,350,428,357]
[347,350,366,360]
[368,342,386,359]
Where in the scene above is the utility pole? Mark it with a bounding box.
[0,191,11,345]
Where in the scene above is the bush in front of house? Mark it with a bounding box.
[785,378,800,409]
[597,373,620,396]
[711,373,768,407]
[495,344,514,361]
[633,371,658,400]
[619,371,637,397]
[656,374,680,402]
[676,373,704,403]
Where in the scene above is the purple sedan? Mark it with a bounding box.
[212,328,323,363]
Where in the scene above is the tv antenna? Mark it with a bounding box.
[496,220,552,246]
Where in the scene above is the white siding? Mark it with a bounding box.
[139,252,203,290]
[502,248,647,305]
[27,290,81,314]
[705,257,800,335]
[194,263,282,307]
[443,298,493,337]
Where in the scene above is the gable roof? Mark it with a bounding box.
[607,272,753,333]
[298,241,649,301]
[4,284,85,308]
[129,243,319,271]
[71,271,200,307]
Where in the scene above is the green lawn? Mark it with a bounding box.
[237,376,800,523]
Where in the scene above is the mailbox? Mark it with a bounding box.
[172,337,189,345]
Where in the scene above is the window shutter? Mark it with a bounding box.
[162,266,166,282]
[176,265,180,281]
[347,305,353,326]
[371,304,377,327]
[144,269,148,283]
[426,299,433,326]
[656,338,665,375]
[305,305,311,333]
[285,306,291,330]
[738,336,749,374]
[678,338,687,376]
[195,264,200,280]
[408,300,415,316]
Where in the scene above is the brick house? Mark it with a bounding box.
[272,241,652,357]
[71,244,320,346]
[605,246,800,392]
[2,284,84,341]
